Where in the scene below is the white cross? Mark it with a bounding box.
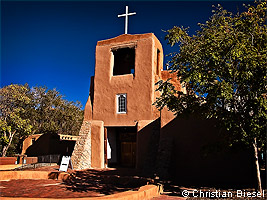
[118,6,136,34]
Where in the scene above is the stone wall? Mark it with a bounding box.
[71,121,92,170]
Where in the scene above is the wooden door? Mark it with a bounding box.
[121,142,136,167]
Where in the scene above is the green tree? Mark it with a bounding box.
[0,84,32,157]
[155,1,266,192]
[28,86,84,136]
[0,84,84,156]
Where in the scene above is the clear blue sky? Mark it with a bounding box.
[1,0,250,108]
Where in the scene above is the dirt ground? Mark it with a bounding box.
[0,165,150,198]
[0,165,266,199]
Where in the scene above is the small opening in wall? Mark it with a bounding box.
[117,94,127,114]
[156,49,160,75]
[113,47,135,76]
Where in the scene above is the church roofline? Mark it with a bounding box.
[97,33,159,46]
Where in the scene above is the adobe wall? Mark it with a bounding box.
[160,70,186,96]
[159,116,255,186]
[134,114,256,186]
[136,120,154,169]
[71,120,104,170]
[136,119,160,175]
[91,120,104,168]
[157,71,188,127]
[92,34,163,126]
[0,157,37,165]
[83,96,93,121]
[84,76,94,121]
[25,133,76,157]
[21,134,42,155]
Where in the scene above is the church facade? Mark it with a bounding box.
[71,33,181,169]
[71,33,256,186]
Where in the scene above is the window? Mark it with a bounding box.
[117,94,127,114]
[156,49,160,75]
[112,47,135,76]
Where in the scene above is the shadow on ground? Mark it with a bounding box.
[63,168,151,195]
[156,180,267,198]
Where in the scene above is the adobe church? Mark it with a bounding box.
[71,32,180,168]
[71,7,257,186]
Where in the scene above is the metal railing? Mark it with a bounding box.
[37,154,61,164]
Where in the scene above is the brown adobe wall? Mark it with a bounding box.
[160,70,185,93]
[97,33,158,46]
[92,33,164,126]
[158,116,255,187]
[82,33,183,128]
[161,107,176,128]
[136,119,160,175]
[84,76,94,121]
[84,96,93,121]
[25,133,75,157]
[134,114,256,187]
[156,71,187,127]
[21,134,42,155]
[90,120,104,168]
[0,157,37,165]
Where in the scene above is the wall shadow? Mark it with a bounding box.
[26,133,75,157]
[159,115,257,188]
[137,118,161,177]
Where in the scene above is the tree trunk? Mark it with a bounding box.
[1,131,16,157]
[253,138,262,194]
[1,146,8,157]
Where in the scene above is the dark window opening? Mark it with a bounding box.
[113,47,135,76]
[156,49,160,75]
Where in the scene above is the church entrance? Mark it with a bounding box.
[106,126,136,168]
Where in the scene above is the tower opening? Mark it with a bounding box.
[112,47,135,76]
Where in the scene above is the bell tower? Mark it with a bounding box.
[71,6,184,170]
[91,33,164,126]
[72,33,183,169]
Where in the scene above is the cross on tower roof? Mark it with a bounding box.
[118,6,136,34]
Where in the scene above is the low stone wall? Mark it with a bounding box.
[71,121,92,170]
[0,171,69,181]
[0,157,37,165]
